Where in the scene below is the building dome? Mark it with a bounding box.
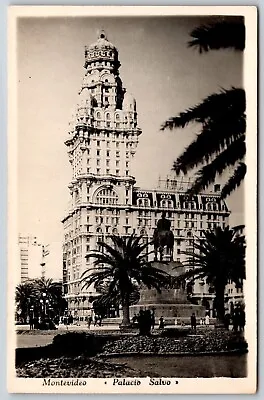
[123,91,136,111]
[88,30,116,51]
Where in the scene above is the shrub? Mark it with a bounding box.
[52,332,102,356]
[160,328,191,338]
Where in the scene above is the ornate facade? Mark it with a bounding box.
[62,32,241,319]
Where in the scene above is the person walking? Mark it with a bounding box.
[191,313,197,332]
[87,316,93,329]
[205,314,210,326]
[151,311,155,330]
[224,313,231,330]
[29,316,34,330]
[159,316,165,329]
[238,309,245,332]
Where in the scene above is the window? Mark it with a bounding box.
[116,151,120,157]
[160,199,173,208]
[116,161,120,167]
[106,114,110,121]
[116,142,119,148]
[97,159,100,166]
[97,141,100,146]
[95,188,119,205]
[97,150,100,156]
[106,151,110,157]
[137,198,150,207]
[106,160,109,166]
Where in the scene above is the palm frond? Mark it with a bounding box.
[221,162,247,198]
[161,88,245,131]
[186,135,245,195]
[172,114,246,175]
[188,19,245,53]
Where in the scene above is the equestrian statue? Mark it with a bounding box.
[153,212,174,262]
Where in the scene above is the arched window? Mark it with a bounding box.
[106,113,110,120]
[115,113,120,120]
[189,201,196,209]
[161,199,173,208]
[206,203,212,211]
[96,111,101,119]
[212,202,218,211]
[95,188,118,205]
[137,198,150,207]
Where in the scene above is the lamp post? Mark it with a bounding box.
[40,292,49,318]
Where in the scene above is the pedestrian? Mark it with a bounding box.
[232,308,239,332]
[151,311,155,330]
[29,316,34,330]
[191,313,196,332]
[94,315,98,326]
[238,309,245,332]
[205,315,210,326]
[224,313,231,330]
[87,316,92,329]
[174,318,178,326]
[159,316,165,329]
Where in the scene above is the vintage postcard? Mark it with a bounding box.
[7,5,257,394]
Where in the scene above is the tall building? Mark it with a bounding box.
[62,31,235,319]
[18,235,45,283]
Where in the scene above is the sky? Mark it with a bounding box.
[17,16,244,277]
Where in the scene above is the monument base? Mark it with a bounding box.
[130,261,206,322]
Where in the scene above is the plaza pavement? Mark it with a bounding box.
[16,322,216,349]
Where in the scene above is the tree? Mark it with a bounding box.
[81,234,170,327]
[161,17,246,199]
[34,277,66,317]
[15,281,38,323]
[174,226,245,323]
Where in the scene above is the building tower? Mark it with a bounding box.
[62,31,141,316]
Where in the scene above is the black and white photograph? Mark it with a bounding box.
[7,6,257,394]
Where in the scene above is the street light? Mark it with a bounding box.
[40,292,49,317]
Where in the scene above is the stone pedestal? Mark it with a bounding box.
[130,262,205,321]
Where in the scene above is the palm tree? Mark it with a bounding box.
[34,277,65,317]
[161,17,246,199]
[81,234,170,327]
[174,226,245,323]
[15,281,38,323]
